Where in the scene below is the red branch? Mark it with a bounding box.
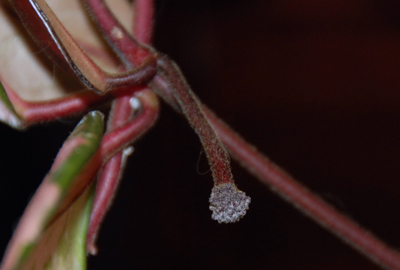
[4,0,400,268]
[150,72,400,269]
[86,0,156,254]
[204,108,400,270]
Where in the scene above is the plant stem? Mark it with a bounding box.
[87,0,157,253]
[204,107,400,270]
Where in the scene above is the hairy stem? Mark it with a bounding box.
[204,107,400,270]
[151,71,400,269]
[157,56,233,186]
[156,56,250,223]
[87,0,157,253]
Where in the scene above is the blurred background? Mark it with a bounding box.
[2,0,400,269]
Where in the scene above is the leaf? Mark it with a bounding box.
[0,0,132,102]
[0,80,22,128]
[0,111,104,270]
[21,185,94,270]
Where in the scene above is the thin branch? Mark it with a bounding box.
[156,56,234,186]
[204,107,400,270]
[151,71,400,269]
[156,56,251,223]
[86,150,125,255]
[133,0,154,44]
[100,89,159,162]
[2,83,107,125]
[82,0,154,67]
[87,0,157,253]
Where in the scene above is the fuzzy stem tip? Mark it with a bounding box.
[209,183,251,224]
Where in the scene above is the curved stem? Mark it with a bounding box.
[8,91,108,125]
[100,90,159,169]
[0,77,112,126]
[87,0,157,253]
[156,56,234,186]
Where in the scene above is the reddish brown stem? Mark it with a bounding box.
[203,107,400,270]
[86,152,124,255]
[133,0,154,44]
[100,90,159,166]
[20,94,104,123]
[4,89,107,125]
[82,0,153,67]
[1,80,150,127]
[87,0,156,253]
[157,56,233,186]
[87,94,159,253]
[155,57,251,223]
[150,72,400,269]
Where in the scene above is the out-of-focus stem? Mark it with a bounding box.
[82,0,153,67]
[133,0,154,44]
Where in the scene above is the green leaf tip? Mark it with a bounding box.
[50,111,104,190]
[0,80,23,129]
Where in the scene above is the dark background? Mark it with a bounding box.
[2,0,400,269]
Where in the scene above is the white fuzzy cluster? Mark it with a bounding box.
[209,183,251,223]
[129,96,141,111]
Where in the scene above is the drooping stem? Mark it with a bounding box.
[151,71,400,269]
[203,107,400,270]
[86,148,126,255]
[157,57,233,186]
[86,88,159,253]
[156,56,250,223]
[87,0,157,254]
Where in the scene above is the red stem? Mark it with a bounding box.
[133,0,154,44]
[86,88,159,253]
[157,57,234,186]
[100,91,159,160]
[11,92,107,124]
[1,80,150,127]
[82,0,151,67]
[86,153,124,255]
[0,79,108,125]
[150,72,400,269]
[87,0,156,254]
[203,107,400,270]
